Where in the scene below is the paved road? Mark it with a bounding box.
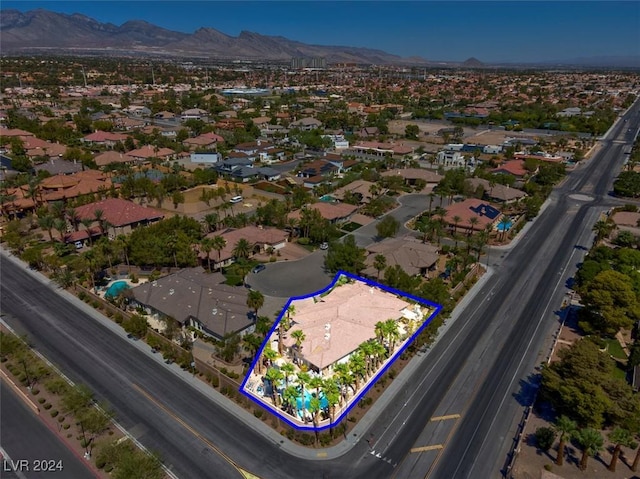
[1,102,637,479]
[0,382,96,479]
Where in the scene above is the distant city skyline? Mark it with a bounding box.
[3,1,640,63]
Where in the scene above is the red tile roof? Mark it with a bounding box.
[73,198,164,227]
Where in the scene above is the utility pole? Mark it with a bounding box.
[80,66,88,88]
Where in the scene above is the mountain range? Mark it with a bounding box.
[0,9,430,65]
[1,9,638,68]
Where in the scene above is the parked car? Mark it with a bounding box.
[252,264,266,274]
[230,195,243,204]
[320,242,329,250]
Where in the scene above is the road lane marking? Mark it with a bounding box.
[410,444,443,453]
[430,414,460,421]
[132,383,259,479]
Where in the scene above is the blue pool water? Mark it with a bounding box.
[105,280,130,299]
[497,219,513,232]
[296,390,328,412]
[319,195,335,203]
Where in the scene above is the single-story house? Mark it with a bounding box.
[465,178,527,204]
[363,237,439,278]
[443,198,502,232]
[382,168,442,186]
[288,202,358,224]
[200,226,288,269]
[131,268,253,341]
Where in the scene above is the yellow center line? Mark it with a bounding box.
[132,383,260,479]
[410,444,443,453]
[430,414,461,421]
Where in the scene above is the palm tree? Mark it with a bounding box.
[498,215,511,241]
[374,321,386,343]
[373,254,387,279]
[468,216,479,236]
[592,219,614,243]
[333,362,352,404]
[291,329,305,363]
[247,290,265,317]
[93,209,106,235]
[200,238,214,271]
[348,351,367,392]
[280,362,295,389]
[554,415,577,466]
[283,385,299,417]
[67,207,80,232]
[53,218,67,242]
[38,215,55,243]
[204,213,219,233]
[262,345,279,370]
[308,396,322,441]
[452,215,462,237]
[323,377,341,435]
[115,234,131,271]
[296,371,311,418]
[232,238,252,260]
[383,319,400,354]
[264,367,283,406]
[210,235,226,272]
[608,427,633,472]
[241,333,262,363]
[80,218,94,246]
[576,427,604,471]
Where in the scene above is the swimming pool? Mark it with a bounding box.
[497,219,513,232]
[319,195,335,203]
[296,390,328,413]
[105,280,130,299]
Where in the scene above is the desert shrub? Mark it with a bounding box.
[38,397,46,404]
[43,403,52,410]
[254,409,264,419]
[50,409,59,418]
[535,427,557,451]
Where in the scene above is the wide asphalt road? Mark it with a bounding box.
[0,382,96,479]
[1,100,637,479]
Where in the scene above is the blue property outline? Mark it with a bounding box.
[240,270,443,432]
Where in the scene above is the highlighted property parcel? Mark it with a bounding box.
[240,271,442,431]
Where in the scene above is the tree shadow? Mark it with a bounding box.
[524,432,555,461]
[512,373,540,407]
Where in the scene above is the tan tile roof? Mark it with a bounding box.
[363,237,439,277]
[382,168,442,183]
[288,202,358,222]
[202,226,288,263]
[444,198,502,231]
[283,280,413,370]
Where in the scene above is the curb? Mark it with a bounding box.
[0,369,40,415]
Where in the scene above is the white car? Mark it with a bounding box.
[320,242,329,250]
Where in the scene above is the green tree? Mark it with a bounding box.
[608,427,634,472]
[534,426,557,452]
[376,215,400,239]
[324,235,366,274]
[554,416,577,465]
[373,254,387,279]
[576,428,604,471]
[404,124,419,140]
[247,289,265,317]
[232,238,252,260]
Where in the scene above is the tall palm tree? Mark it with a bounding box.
[554,415,577,466]
[452,215,462,237]
[38,215,55,243]
[93,209,106,235]
[264,367,283,406]
[232,238,252,260]
[333,362,352,404]
[384,319,400,354]
[468,216,479,236]
[262,346,279,370]
[608,427,633,472]
[80,218,94,246]
[592,219,614,244]
[200,238,214,271]
[296,371,311,418]
[308,396,322,441]
[291,329,306,363]
[115,234,131,271]
[53,218,67,242]
[280,362,295,389]
[348,351,367,392]
[204,213,219,233]
[323,377,341,435]
[66,207,80,232]
[373,254,386,279]
[247,289,265,317]
[283,385,299,417]
[210,235,226,272]
[576,428,604,471]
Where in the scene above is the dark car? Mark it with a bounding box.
[252,264,266,274]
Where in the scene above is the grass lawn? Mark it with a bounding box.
[605,338,627,360]
[612,362,628,381]
[223,259,259,286]
[340,222,362,232]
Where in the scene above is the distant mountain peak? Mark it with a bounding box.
[462,57,484,67]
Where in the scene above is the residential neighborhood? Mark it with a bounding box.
[1,48,639,479]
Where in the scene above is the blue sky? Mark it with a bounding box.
[3,1,640,63]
